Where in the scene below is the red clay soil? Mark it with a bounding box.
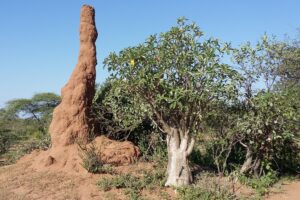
[14,136,141,175]
[1,159,298,200]
[91,136,141,165]
[0,160,175,200]
[49,5,98,147]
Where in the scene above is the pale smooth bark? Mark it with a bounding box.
[165,128,195,187]
[240,147,253,174]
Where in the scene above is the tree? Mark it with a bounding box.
[237,92,299,175]
[202,100,242,175]
[5,93,60,135]
[276,34,300,89]
[233,36,300,176]
[0,93,60,156]
[104,18,241,186]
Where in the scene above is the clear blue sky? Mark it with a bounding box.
[0,0,299,107]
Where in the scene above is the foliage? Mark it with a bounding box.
[93,80,167,162]
[0,93,59,165]
[177,172,236,200]
[0,130,19,155]
[202,102,242,174]
[275,34,300,90]
[239,172,278,196]
[5,93,60,135]
[93,79,147,139]
[104,18,240,137]
[238,92,298,173]
[0,135,51,166]
[274,35,300,139]
[137,130,167,162]
[231,36,300,176]
[177,186,235,200]
[98,174,142,191]
[103,18,242,186]
[79,143,113,174]
[0,109,22,155]
[97,168,166,199]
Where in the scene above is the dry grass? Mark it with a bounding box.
[0,158,174,200]
[0,157,298,200]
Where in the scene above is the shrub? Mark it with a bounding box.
[177,172,236,200]
[177,186,235,200]
[137,131,167,163]
[239,171,278,196]
[0,134,52,166]
[98,174,142,191]
[97,168,166,199]
[0,131,15,154]
[21,135,51,153]
[79,143,113,174]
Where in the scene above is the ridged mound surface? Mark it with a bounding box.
[49,5,98,147]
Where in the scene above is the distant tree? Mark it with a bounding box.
[5,93,60,135]
[276,35,300,88]
[104,18,241,186]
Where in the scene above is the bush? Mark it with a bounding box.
[177,172,236,200]
[98,174,142,191]
[0,131,18,154]
[137,131,167,163]
[97,168,166,199]
[79,143,113,174]
[0,134,52,166]
[21,135,51,153]
[177,186,235,200]
[272,139,300,174]
[239,171,278,196]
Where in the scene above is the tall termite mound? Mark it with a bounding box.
[49,5,97,147]
[18,5,140,172]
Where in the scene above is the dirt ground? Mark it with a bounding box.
[0,160,113,200]
[266,179,300,200]
[0,157,176,200]
[0,155,299,200]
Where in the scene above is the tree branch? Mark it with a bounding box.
[186,137,195,156]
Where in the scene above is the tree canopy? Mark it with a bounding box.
[104,18,243,186]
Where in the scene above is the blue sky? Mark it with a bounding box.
[0,0,299,107]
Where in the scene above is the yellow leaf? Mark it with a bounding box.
[130,59,135,66]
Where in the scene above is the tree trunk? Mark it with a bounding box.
[240,147,253,174]
[165,128,194,187]
[253,158,261,177]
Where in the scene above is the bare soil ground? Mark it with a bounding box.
[0,153,299,200]
[0,160,111,200]
[0,157,175,200]
[266,179,300,200]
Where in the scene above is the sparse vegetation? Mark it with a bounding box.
[79,143,113,174]
[177,185,234,200]
[97,167,166,199]
[239,173,278,196]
